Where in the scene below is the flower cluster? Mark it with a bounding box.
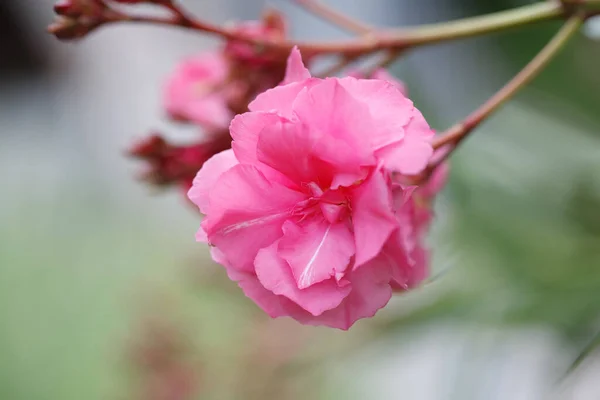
[50,0,451,330]
[129,11,294,192]
[187,49,445,329]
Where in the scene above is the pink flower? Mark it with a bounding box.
[187,48,435,329]
[163,52,233,130]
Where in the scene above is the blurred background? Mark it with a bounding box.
[2,0,600,399]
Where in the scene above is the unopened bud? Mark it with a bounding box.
[128,134,168,158]
[54,0,83,17]
[48,16,97,40]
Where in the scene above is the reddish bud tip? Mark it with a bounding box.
[128,134,168,158]
[54,0,80,17]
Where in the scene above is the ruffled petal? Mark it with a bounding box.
[203,164,304,271]
[278,218,355,289]
[292,78,375,167]
[255,116,341,186]
[187,149,238,215]
[375,108,434,175]
[226,269,290,318]
[230,112,279,165]
[350,170,397,268]
[282,46,311,85]
[338,77,413,150]
[387,189,430,289]
[248,81,315,119]
[299,255,393,330]
[255,242,351,316]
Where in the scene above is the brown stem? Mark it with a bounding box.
[430,14,583,160]
[293,0,371,34]
[105,1,585,56]
[366,49,404,75]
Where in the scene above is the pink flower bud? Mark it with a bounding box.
[163,53,233,130]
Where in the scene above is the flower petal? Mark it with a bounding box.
[292,78,374,165]
[350,170,397,268]
[282,46,311,85]
[226,269,290,318]
[248,81,316,119]
[383,227,429,291]
[375,109,434,175]
[300,255,393,330]
[187,149,237,215]
[278,218,355,289]
[255,242,351,316]
[387,188,430,289]
[338,76,413,150]
[256,91,369,186]
[230,112,279,165]
[255,117,332,185]
[203,164,304,271]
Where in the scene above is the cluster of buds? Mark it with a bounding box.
[127,9,294,193]
[49,0,175,39]
[49,0,108,39]
[128,134,231,192]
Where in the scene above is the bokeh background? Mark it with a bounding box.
[2,1,600,399]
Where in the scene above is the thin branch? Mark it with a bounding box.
[366,49,403,75]
[431,14,583,155]
[292,0,371,34]
[394,2,563,47]
[292,0,372,77]
[106,1,579,56]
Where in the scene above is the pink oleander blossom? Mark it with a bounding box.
[163,52,233,130]
[188,48,436,329]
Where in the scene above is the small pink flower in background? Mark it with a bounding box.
[137,14,295,195]
[188,48,436,329]
[163,13,291,130]
[163,53,233,130]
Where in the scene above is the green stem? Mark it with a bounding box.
[432,14,584,152]
[114,1,596,56]
[293,0,371,34]
[392,2,562,47]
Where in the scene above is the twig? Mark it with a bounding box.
[105,1,584,56]
[365,49,403,75]
[294,0,386,77]
[430,14,583,161]
[292,0,371,34]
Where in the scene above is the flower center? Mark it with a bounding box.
[306,182,349,223]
